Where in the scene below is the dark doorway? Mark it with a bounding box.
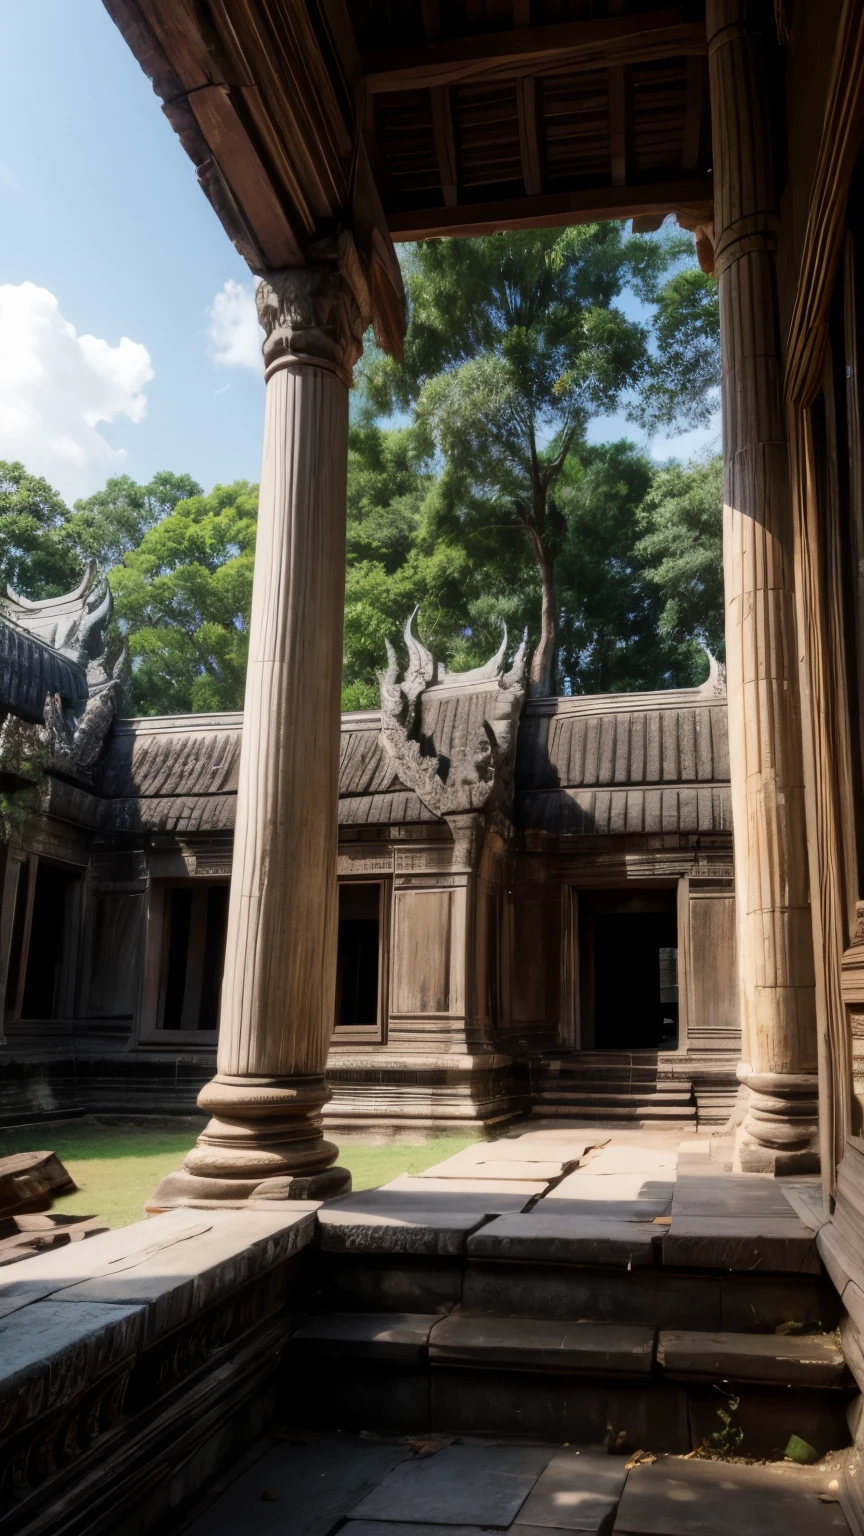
[336,882,381,1030]
[578,888,679,1050]
[5,857,82,1022]
[160,882,229,1031]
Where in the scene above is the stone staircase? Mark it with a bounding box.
[282,1135,852,1463]
[288,1231,849,1459]
[532,1050,698,1124]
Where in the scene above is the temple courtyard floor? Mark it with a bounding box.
[3,1124,860,1534]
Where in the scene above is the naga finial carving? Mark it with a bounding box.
[378,611,528,818]
[1,567,126,778]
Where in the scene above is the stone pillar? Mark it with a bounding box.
[150,239,370,1208]
[707,0,819,1172]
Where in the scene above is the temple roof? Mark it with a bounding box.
[85,673,730,837]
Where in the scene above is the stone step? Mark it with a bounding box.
[657,1328,847,1387]
[288,1310,848,1388]
[534,1089,693,1106]
[531,1103,697,1121]
[288,1311,851,1457]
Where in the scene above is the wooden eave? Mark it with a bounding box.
[103,0,714,354]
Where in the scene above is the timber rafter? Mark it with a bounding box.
[103,0,712,346]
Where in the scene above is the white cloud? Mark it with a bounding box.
[0,281,153,499]
[207,279,261,371]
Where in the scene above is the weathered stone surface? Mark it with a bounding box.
[349,1441,551,1526]
[183,1433,412,1536]
[0,1207,318,1337]
[320,1256,463,1314]
[343,1526,490,1536]
[467,1214,658,1267]
[289,1312,438,1362]
[580,1146,678,1176]
[657,1328,846,1385]
[513,1448,628,1531]
[382,1174,541,1205]
[0,1150,76,1216]
[430,1375,690,1451]
[420,1158,565,1183]
[0,1298,144,1438]
[462,1262,722,1329]
[318,1193,490,1256]
[671,1176,796,1217]
[720,1276,839,1333]
[662,1217,821,1273]
[546,1174,674,1216]
[429,1315,655,1374]
[613,1457,850,1534]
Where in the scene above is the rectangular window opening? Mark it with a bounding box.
[159,883,229,1032]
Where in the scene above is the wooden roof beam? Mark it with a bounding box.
[363,8,707,94]
[388,177,713,240]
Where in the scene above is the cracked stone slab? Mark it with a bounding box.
[318,1193,491,1256]
[662,1216,821,1273]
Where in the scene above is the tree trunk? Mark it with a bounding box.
[528,530,557,697]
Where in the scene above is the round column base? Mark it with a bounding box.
[146,1163,352,1213]
[732,1069,820,1175]
[145,1072,351,1211]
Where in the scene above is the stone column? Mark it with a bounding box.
[150,238,370,1208]
[707,0,819,1172]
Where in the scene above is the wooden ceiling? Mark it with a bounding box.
[104,0,712,352]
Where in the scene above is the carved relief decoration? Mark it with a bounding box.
[378,608,528,819]
[255,231,373,387]
[1,565,125,779]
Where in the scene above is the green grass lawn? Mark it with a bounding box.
[0,1120,477,1228]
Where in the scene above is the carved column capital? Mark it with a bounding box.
[256,233,372,387]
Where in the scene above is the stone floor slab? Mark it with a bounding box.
[318,1194,492,1256]
[289,1312,438,1362]
[467,1214,658,1267]
[383,1176,542,1205]
[183,1434,411,1536]
[349,1441,552,1527]
[513,1448,629,1531]
[546,1175,674,1214]
[657,1328,846,1385]
[671,1177,796,1217]
[612,1457,850,1534]
[343,1525,493,1536]
[420,1158,567,1183]
[663,1217,821,1273]
[429,1316,655,1374]
[581,1146,678,1176]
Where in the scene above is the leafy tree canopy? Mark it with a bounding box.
[0,461,81,597]
[67,471,203,572]
[111,482,257,716]
[360,223,711,695]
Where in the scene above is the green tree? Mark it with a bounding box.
[635,455,724,661]
[66,470,203,572]
[0,461,81,597]
[363,226,688,695]
[634,263,720,433]
[111,482,257,716]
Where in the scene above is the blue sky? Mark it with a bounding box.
[0,2,718,505]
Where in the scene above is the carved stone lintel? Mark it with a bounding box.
[255,232,373,388]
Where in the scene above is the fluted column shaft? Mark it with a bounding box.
[150,244,369,1208]
[707,0,819,1171]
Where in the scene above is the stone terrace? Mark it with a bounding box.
[1,1128,860,1535]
